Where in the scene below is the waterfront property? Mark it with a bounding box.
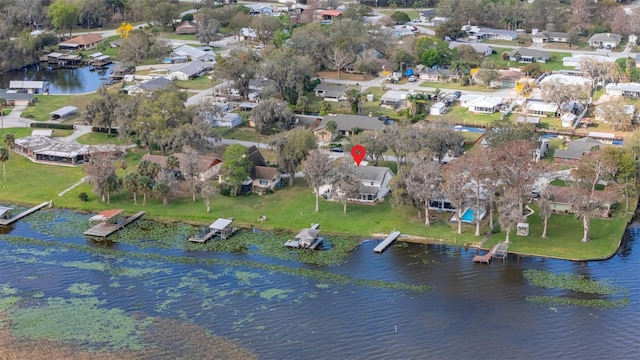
[13,135,117,166]
[46,52,83,68]
[9,80,49,94]
[0,89,34,105]
[373,231,401,253]
[84,209,146,237]
[141,153,223,181]
[58,34,104,50]
[352,166,395,203]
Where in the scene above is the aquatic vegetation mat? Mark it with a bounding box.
[523,270,625,295]
[524,269,629,309]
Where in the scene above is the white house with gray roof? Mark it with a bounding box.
[168,60,212,80]
[171,45,216,62]
[507,48,550,63]
[588,33,622,48]
[532,31,570,44]
[462,25,517,41]
[605,82,640,97]
[353,166,395,203]
[448,41,493,56]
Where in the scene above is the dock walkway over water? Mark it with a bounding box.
[373,231,401,253]
[84,210,145,238]
[284,223,322,249]
[0,202,51,226]
[473,242,509,263]
[189,218,237,243]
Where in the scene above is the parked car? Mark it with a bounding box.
[453,91,462,98]
[407,75,417,82]
[330,147,344,153]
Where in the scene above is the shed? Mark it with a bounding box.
[561,113,577,128]
[430,102,447,115]
[49,106,78,119]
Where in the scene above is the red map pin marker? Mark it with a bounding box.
[351,144,366,167]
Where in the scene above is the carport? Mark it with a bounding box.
[49,106,77,120]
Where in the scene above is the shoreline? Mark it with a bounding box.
[2,199,635,263]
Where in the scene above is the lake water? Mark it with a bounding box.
[0,208,638,359]
[0,64,112,94]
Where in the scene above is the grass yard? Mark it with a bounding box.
[76,132,131,145]
[446,106,503,126]
[175,76,216,90]
[161,33,197,41]
[21,94,98,121]
[483,204,632,261]
[419,81,495,92]
[485,50,574,71]
[2,127,35,139]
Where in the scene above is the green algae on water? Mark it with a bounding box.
[66,283,100,296]
[524,270,625,295]
[8,297,153,351]
[526,295,630,309]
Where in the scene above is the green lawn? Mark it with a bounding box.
[76,132,131,145]
[419,81,496,92]
[483,205,632,261]
[174,76,216,90]
[446,106,504,126]
[161,33,198,41]
[2,128,34,139]
[21,94,98,121]
[485,50,574,71]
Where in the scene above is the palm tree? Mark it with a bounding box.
[124,172,140,205]
[0,147,9,182]
[3,133,15,149]
[166,155,180,172]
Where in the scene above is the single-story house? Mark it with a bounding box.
[547,185,613,217]
[448,41,493,57]
[320,10,342,21]
[458,94,484,108]
[58,34,103,50]
[168,60,211,80]
[239,27,258,41]
[532,31,570,44]
[0,89,34,106]
[588,131,617,145]
[13,135,115,166]
[561,113,577,128]
[247,4,274,16]
[171,45,216,63]
[539,74,591,87]
[605,82,640,97]
[353,166,395,203]
[312,114,387,142]
[380,90,408,109]
[126,77,173,95]
[314,84,348,102]
[49,106,77,120]
[472,28,517,41]
[419,68,457,82]
[524,99,559,117]
[467,96,503,114]
[507,48,550,63]
[392,27,416,38]
[588,33,622,48]
[142,153,223,181]
[175,20,198,34]
[8,80,49,95]
[562,54,616,68]
[207,112,242,128]
[430,102,447,115]
[554,137,606,163]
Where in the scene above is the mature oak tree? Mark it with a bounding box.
[302,149,332,212]
[331,159,361,213]
[269,127,317,185]
[221,144,252,197]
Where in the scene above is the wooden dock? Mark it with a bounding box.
[373,231,401,253]
[188,229,218,243]
[84,211,145,238]
[189,218,237,243]
[0,202,51,226]
[472,244,499,264]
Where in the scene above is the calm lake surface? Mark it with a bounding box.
[0,208,638,359]
[0,65,112,94]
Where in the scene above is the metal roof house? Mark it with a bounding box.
[9,80,49,94]
[13,135,116,165]
[168,60,212,80]
[171,45,216,62]
[0,89,34,106]
[605,82,640,97]
[49,106,77,120]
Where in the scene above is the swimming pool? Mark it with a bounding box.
[457,208,486,223]
[452,125,486,133]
